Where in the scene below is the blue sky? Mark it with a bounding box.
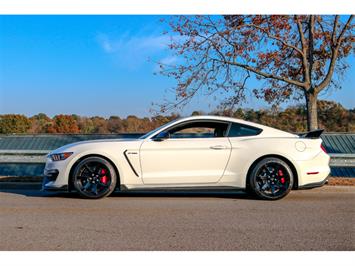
[0,15,354,118]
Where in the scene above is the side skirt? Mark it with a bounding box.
[117,185,244,192]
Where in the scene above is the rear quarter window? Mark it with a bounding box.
[228,123,262,137]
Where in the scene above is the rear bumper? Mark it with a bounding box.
[298,176,329,189]
[296,151,330,188]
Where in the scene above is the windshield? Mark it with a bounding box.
[139,118,181,139]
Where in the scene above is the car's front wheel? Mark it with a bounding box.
[249,157,294,200]
[72,156,117,199]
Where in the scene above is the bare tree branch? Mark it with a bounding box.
[308,15,315,91]
[212,58,306,88]
[316,15,354,92]
[295,15,310,86]
[331,15,339,45]
[243,23,304,55]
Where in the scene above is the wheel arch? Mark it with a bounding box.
[68,154,121,191]
[246,154,299,190]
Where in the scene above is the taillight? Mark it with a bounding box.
[321,144,327,154]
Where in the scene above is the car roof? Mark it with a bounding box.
[175,115,263,128]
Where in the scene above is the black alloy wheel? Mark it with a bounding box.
[249,157,294,200]
[73,157,117,199]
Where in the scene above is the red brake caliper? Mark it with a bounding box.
[278,169,285,184]
[100,169,108,184]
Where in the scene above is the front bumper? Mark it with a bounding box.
[42,158,71,191]
[42,169,68,191]
[42,182,68,191]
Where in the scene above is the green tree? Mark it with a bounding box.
[29,113,52,133]
[77,117,95,133]
[318,100,353,132]
[0,114,31,134]
[107,116,123,133]
[91,116,108,133]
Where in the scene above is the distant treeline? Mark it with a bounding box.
[0,100,354,134]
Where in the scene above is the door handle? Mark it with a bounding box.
[210,145,227,150]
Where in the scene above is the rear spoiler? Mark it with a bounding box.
[298,129,324,139]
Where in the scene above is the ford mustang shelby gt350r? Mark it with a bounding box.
[42,115,330,200]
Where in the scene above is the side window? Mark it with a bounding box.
[228,123,262,137]
[168,121,229,139]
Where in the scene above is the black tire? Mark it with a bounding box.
[249,157,294,200]
[72,156,117,199]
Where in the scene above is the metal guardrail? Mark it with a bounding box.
[0,150,49,164]
[0,150,354,167]
[328,153,355,168]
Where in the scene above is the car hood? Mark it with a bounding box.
[49,138,140,155]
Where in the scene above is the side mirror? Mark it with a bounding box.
[153,131,170,142]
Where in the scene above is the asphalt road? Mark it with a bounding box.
[0,186,354,251]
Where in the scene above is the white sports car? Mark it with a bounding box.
[42,115,330,200]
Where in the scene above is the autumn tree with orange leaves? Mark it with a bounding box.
[47,115,80,133]
[158,15,354,130]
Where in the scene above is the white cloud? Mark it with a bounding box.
[97,34,115,53]
[160,55,178,65]
[96,32,175,70]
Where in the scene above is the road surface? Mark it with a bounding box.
[0,186,354,250]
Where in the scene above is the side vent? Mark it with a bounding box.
[123,150,139,177]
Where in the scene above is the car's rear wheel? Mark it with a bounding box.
[73,156,117,199]
[249,157,293,200]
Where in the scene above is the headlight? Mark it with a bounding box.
[50,152,73,161]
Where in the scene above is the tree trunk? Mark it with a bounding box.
[305,90,318,131]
